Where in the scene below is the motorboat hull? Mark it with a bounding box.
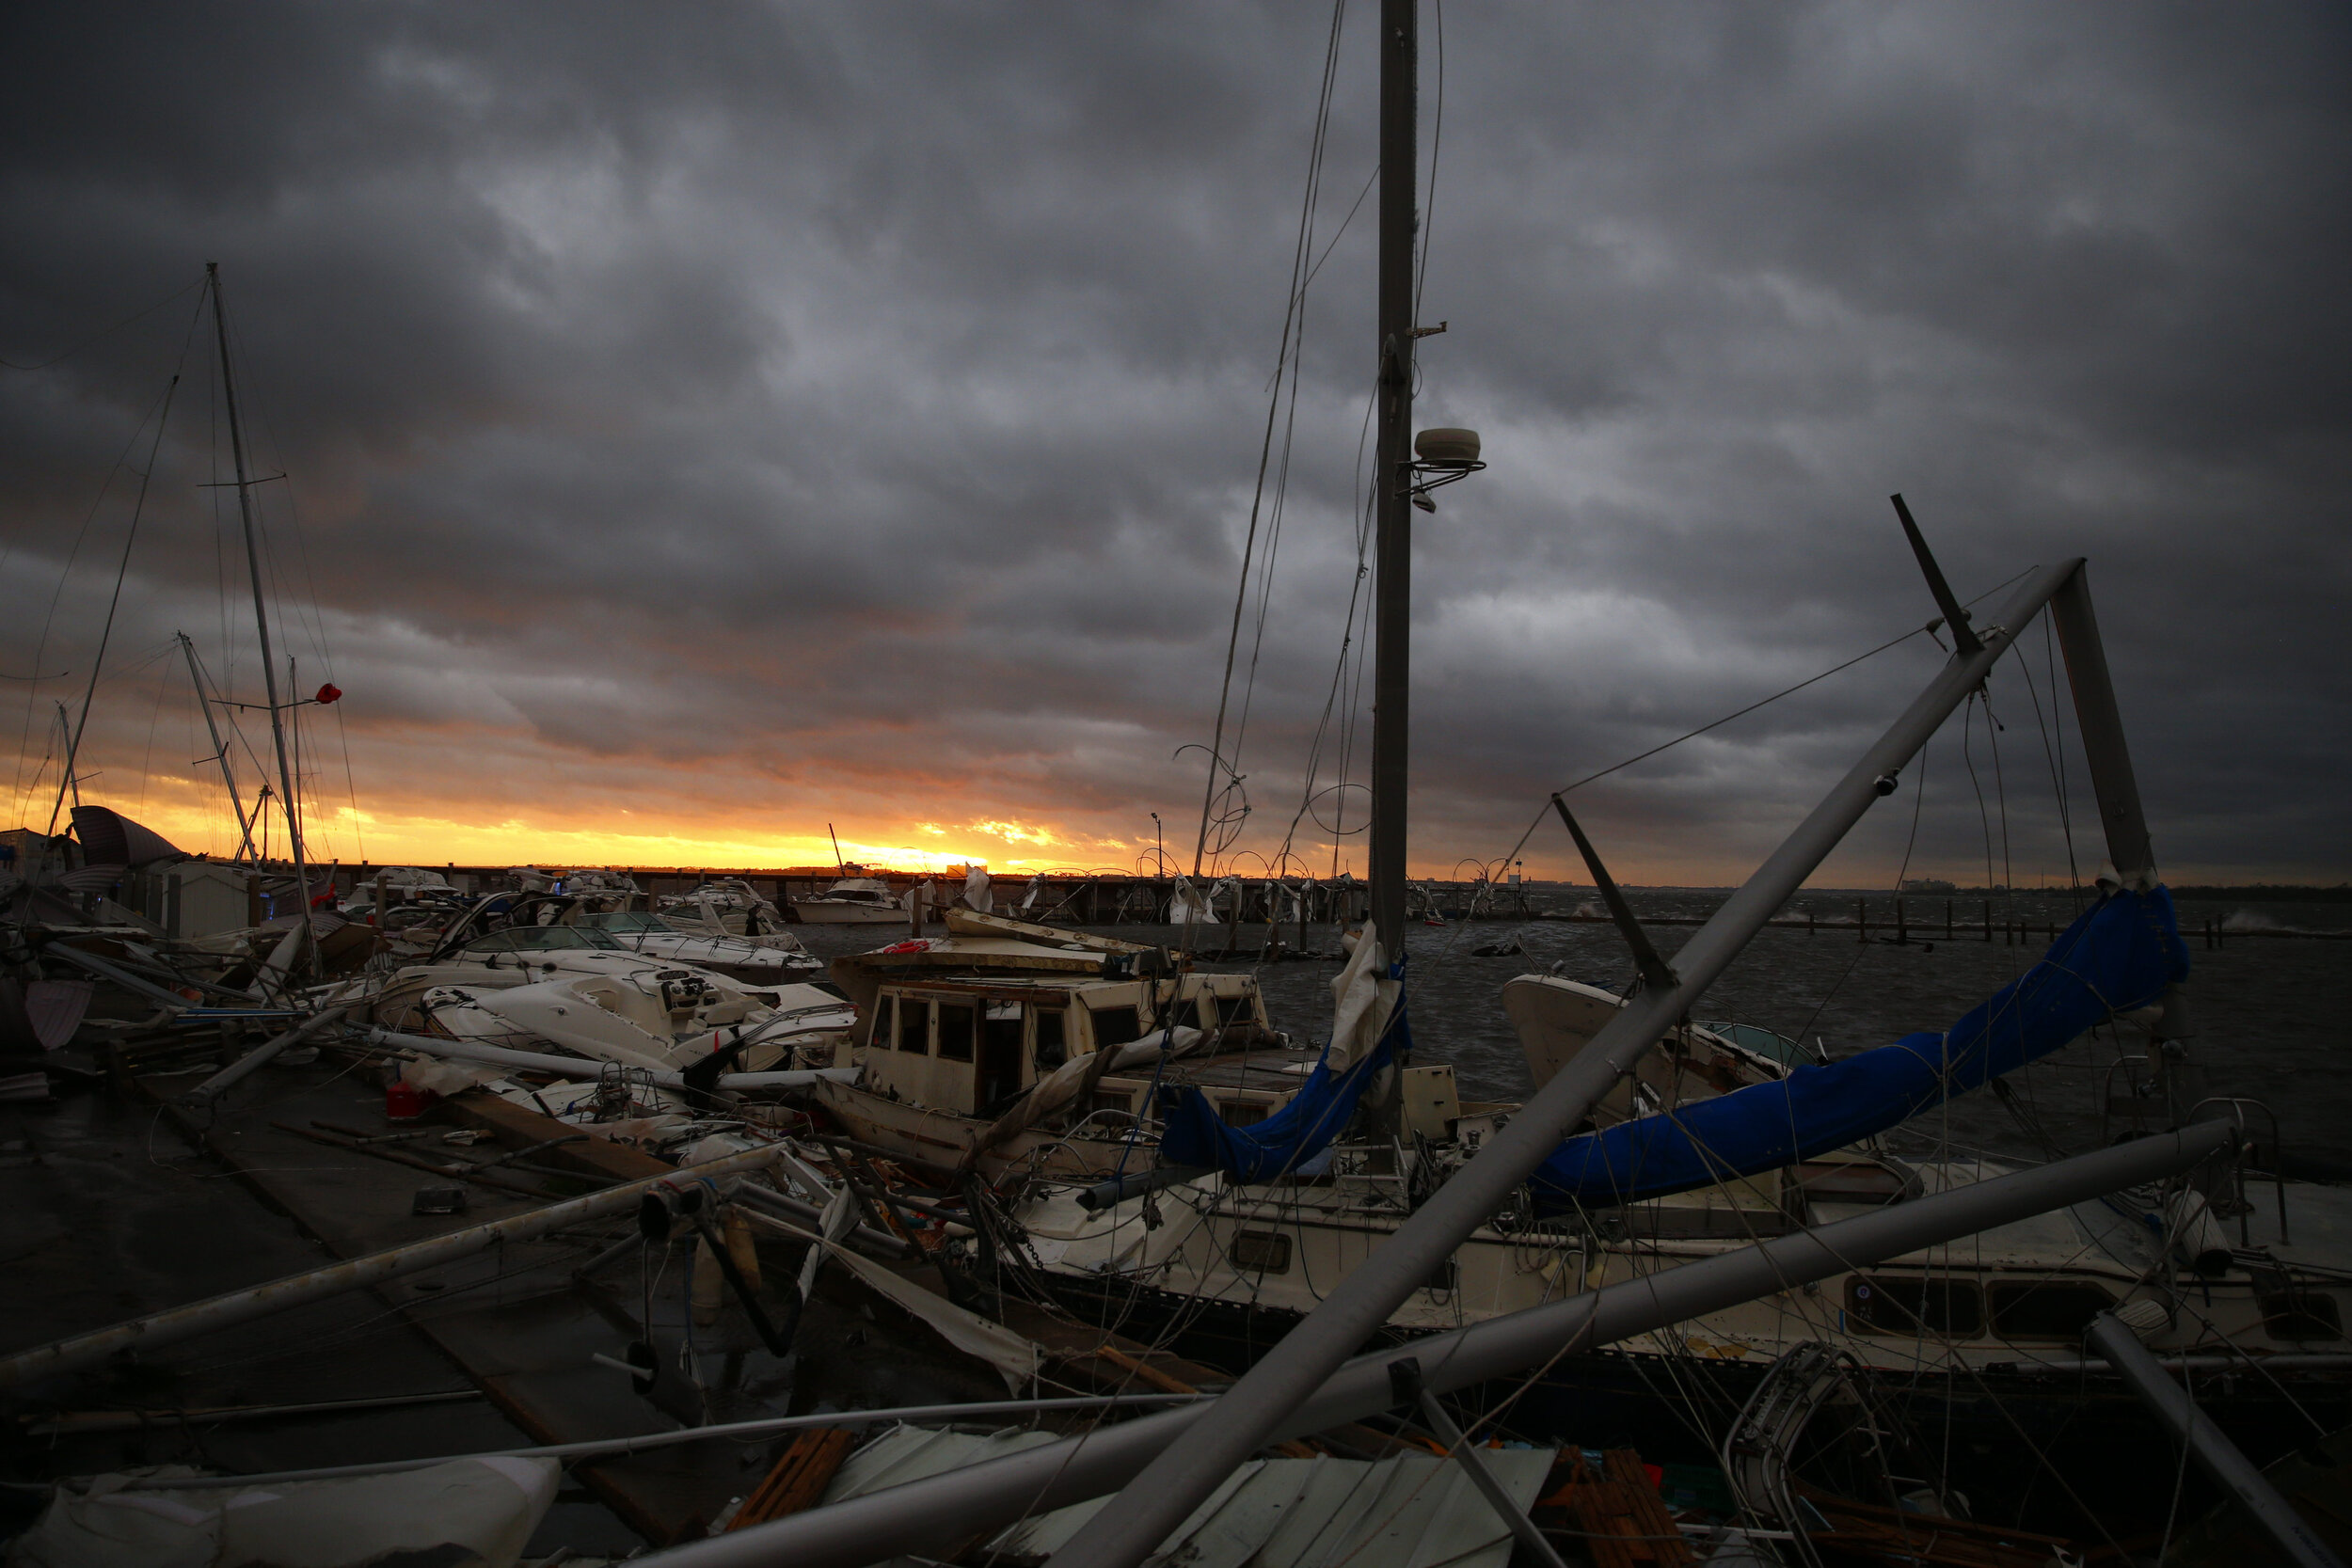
[792,900,911,926]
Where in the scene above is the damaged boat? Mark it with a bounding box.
[792,910,1312,1181]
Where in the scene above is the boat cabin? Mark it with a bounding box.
[806,878,898,911]
[859,970,1276,1119]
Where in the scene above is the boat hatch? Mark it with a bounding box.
[1790,1156,1920,1208]
[1231,1230,1291,1273]
[2261,1288,2344,1341]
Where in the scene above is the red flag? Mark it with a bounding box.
[315,682,342,705]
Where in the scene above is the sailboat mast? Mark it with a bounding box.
[207,262,313,947]
[178,632,262,864]
[44,372,183,839]
[1369,0,1417,948]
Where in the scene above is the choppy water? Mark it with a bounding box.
[794,891,2351,1175]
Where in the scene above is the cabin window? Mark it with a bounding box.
[1035,1009,1068,1071]
[1422,1258,1459,1295]
[1219,1100,1269,1128]
[1211,993,1257,1026]
[1846,1275,1982,1337]
[1988,1280,2113,1339]
[937,1003,977,1063]
[1231,1230,1291,1274]
[979,1003,1025,1104]
[2261,1289,2343,1342]
[896,998,930,1054]
[1089,1005,1143,1048]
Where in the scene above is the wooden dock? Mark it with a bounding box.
[152,1065,754,1543]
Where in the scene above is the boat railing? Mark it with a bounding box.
[2187,1097,2290,1246]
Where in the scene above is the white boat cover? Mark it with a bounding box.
[9,1455,559,1568]
[822,1425,1554,1568]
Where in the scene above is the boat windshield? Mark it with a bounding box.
[1698,1020,1814,1068]
[465,926,627,954]
[582,912,668,933]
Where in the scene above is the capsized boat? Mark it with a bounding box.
[415,969,854,1077]
[368,891,842,1076]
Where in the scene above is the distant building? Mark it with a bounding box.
[0,828,77,880]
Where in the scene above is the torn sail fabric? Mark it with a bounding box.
[1530,886,2189,1214]
[1159,957,1409,1182]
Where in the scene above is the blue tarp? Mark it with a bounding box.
[1529,886,2190,1214]
[1160,961,1409,1182]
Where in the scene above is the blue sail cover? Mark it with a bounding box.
[1160,969,1409,1182]
[1530,886,2190,1214]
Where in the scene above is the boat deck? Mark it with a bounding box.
[1150,1045,1320,1090]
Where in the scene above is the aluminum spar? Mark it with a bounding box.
[2084,1310,2345,1568]
[1043,560,2089,1568]
[0,1140,799,1391]
[632,1122,2231,1568]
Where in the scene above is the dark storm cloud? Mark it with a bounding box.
[2,3,2344,879]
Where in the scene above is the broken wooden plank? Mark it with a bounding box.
[729,1426,857,1529]
[1534,1449,1694,1568]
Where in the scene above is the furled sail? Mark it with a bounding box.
[1160,925,1406,1181]
[1530,886,2190,1213]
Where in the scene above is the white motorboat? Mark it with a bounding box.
[415,969,854,1077]
[580,909,823,983]
[371,890,807,1027]
[792,874,909,925]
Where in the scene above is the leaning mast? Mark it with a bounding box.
[177,632,262,865]
[207,262,314,951]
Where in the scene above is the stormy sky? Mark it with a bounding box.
[3,3,2344,885]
